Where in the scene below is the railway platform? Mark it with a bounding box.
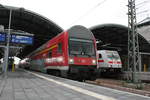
[0,69,150,100]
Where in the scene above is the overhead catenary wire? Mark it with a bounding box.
[135,0,149,7]
[136,10,149,15]
[68,0,108,29]
[136,0,150,23]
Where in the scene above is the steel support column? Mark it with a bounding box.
[128,0,140,83]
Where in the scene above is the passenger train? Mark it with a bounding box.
[97,50,122,76]
[26,25,98,81]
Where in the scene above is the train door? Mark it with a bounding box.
[98,53,105,68]
[98,51,108,68]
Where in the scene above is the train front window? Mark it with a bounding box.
[69,38,95,57]
[107,53,120,60]
[113,54,120,60]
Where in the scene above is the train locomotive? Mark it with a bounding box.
[97,50,122,76]
[27,25,97,81]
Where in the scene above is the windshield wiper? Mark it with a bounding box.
[70,51,81,56]
[84,53,92,57]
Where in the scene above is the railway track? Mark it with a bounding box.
[86,78,150,97]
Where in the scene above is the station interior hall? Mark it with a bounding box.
[0,2,150,100]
[0,5,150,73]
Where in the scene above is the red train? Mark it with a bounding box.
[26,25,97,81]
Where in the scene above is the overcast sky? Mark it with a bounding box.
[0,0,149,29]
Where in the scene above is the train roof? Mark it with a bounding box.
[68,25,94,40]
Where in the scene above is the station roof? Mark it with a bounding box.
[90,24,150,55]
[0,5,150,58]
[138,25,150,42]
[138,17,150,27]
[137,17,150,42]
[0,5,63,58]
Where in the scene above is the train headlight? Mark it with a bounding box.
[69,58,74,64]
[92,60,96,64]
[57,57,63,62]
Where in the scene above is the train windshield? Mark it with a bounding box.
[69,38,95,57]
[107,53,120,60]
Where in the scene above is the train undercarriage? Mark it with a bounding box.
[46,65,97,81]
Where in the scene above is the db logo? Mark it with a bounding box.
[81,60,86,63]
[77,59,85,63]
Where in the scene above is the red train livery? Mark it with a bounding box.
[27,25,97,80]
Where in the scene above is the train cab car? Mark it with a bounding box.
[28,25,97,81]
[67,26,97,80]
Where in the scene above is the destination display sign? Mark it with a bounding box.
[11,35,33,45]
[0,33,6,42]
[0,32,33,45]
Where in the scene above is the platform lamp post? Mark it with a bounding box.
[3,7,25,77]
[2,6,25,77]
[3,8,12,77]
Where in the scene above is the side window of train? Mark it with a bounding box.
[48,50,52,57]
[58,43,62,53]
[99,54,102,58]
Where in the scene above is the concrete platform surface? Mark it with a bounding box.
[0,69,150,100]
